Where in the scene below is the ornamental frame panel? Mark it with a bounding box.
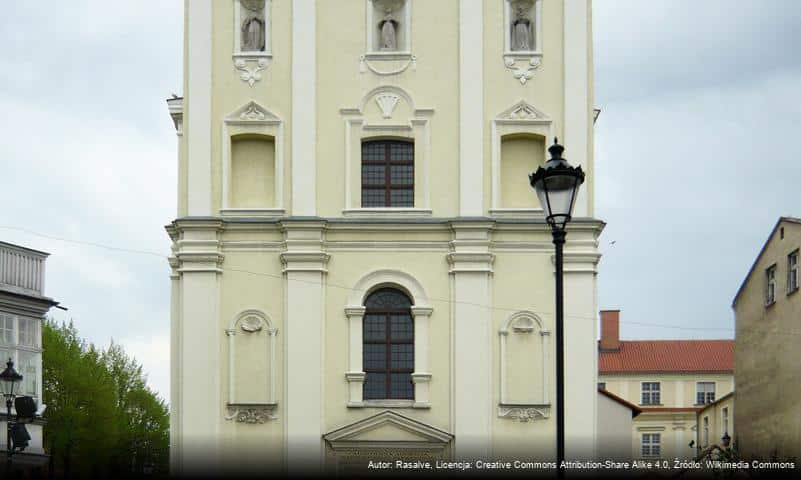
[498,310,551,422]
[224,309,279,423]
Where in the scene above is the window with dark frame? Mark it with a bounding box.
[363,288,414,400]
[788,250,798,294]
[641,382,660,405]
[696,382,715,404]
[766,264,777,305]
[641,433,661,457]
[361,140,414,208]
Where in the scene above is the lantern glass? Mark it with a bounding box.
[0,359,22,397]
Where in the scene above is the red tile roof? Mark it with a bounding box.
[599,340,734,374]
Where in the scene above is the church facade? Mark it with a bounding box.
[166,0,601,474]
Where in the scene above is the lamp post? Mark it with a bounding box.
[529,138,585,479]
[0,358,23,472]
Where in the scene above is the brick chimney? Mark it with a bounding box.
[600,310,620,351]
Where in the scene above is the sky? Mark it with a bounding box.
[1,1,800,401]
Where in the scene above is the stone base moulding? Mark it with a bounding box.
[497,404,550,423]
[225,403,278,423]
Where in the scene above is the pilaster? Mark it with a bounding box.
[552,222,602,460]
[281,220,328,473]
[291,0,317,215]
[169,219,224,473]
[458,0,484,216]
[448,221,494,459]
[410,306,433,408]
[186,0,212,216]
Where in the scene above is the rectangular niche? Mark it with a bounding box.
[504,0,542,55]
[230,134,276,209]
[500,134,544,209]
[366,0,411,56]
[234,0,272,57]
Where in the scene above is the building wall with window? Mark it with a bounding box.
[168,0,601,475]
[597,311,734,460]
[0,241,59,458]
[733,217,801,460]
[696,392,733,452]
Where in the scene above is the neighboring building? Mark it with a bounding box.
[597,388,641,461]
[0,241,59,463]
[732,216,801,460]
[696,391,733,453]
[598,310,734,460]
[166,0,602,474]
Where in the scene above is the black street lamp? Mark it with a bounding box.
[0,358,23,472]
[529,138,585,478]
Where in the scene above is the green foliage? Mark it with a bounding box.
[42,319,169,477]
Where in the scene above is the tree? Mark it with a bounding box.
[42,319,169,477]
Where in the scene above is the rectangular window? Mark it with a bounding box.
[703,416,709,446]
[788,250,799,294]
[18,318,38,347]
[18,350,37,397]
[361,140,414,208]
[641,433,661,457]
[641,382,661,405]
[597,382,606,390]
[0,314,13,345]
[722,407,729,435]
[766,265,776,305]
[696,382,716,404]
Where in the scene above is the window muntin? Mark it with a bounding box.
[696,382,716,405]
[641,382,661,405]
[18,317,38,347]
[361,140,414,208]
[363,288,414,400]
[641,433,661,457]
[0,314,13,345]
[722,407,729,435]
[766,264,777,305]
[18,350,37,396]
[788,250,799,294]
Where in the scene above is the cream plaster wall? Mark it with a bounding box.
[734,219,801,460]
[596,393,634,461]
[170,0,600,473]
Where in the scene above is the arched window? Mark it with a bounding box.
[361,140,414,207]
[363,288,414,400]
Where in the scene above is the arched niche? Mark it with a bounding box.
[224,309,279,423]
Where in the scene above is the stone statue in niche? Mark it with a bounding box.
[511,5,533,51]
[379,8,398,51]
[241,0,266,52]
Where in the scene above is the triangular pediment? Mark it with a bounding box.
[324,410,453,445]
[497,100,550,121]
[226,101,280,122]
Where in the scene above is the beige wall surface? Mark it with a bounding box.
[697,394,733,450]
[596,393,635,461]
[169,0,600,473]
[735,219,801,460]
